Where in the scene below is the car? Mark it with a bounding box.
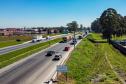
[45,51,55,56]
[59,41,66,43]
[64,46,70,51]
[70,39,77,45]
[52,53,62,61]
[70,42,76,45]
[78,36,83,39]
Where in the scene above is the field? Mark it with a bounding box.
[87,33,107,42]
[112,35,126,40]
[0,34,61,48]
[42,33,61,37]
[0,35,32,48]
[59,33,126,84]
[0,38,62,68]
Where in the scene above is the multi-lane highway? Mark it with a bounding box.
[0,34,67,55]
[0,39,74,84]
[0,34,86,84]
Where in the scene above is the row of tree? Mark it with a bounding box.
[28,21,90,35]
[91,8,126,39]
[66,21,90,33]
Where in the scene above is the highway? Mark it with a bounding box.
[0,34,67,55]
[0,39,75,84]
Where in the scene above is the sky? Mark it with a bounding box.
[0,0,126,28]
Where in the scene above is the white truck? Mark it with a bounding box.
[32,35,46,42]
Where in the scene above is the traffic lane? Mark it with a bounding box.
[0,34,68,55]
[32,41,75,84]
[0,42,68,84]
[8,43,67,84]
[27,42,71,84]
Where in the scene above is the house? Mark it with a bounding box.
[0,28,24,36]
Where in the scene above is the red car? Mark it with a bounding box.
[64,46,70,51]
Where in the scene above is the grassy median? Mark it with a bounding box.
[0,38,62,68]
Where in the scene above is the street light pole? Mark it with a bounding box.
[74,30,75,49]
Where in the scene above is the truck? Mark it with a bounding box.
[78,35,83,39]
[62,35,72,42]
[32,35,46,42]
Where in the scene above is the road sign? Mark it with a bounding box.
[57,65,68,72]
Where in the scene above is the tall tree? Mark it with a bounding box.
[91,18,102,33]
[123,16,126,34]
[79,24,83,32]
[67,21,78,33]
[100,8,119,40]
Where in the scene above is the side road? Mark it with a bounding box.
[0,34,67,55]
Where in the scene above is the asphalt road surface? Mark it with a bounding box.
[0,39,75,84]
[0,34,67,55]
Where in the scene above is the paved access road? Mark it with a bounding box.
[0,39,75,84]
[0,34,67,55]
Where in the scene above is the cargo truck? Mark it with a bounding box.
[62,36,72,42]
[32,35,46,42]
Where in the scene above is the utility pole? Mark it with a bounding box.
[74,31,75,49]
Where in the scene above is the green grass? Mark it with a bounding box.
[59,38,120,84]
[59,33,126,84]
[87,33,107,42]
[0,40,23,48]
[102,43,126,72]
[42,33,61,38]
[88,33,126,42]
[0,35,32,48]
[112,35,126,40]
[0,35,32,41]
[0,38,62,68]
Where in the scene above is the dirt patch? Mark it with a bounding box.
[58,73,76,84]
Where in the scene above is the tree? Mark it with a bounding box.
[123,16,126,34]
[79,24,83,32]
[67,21,78,33]
[100,8,119,40]
[91,18,102,33]
[59,26,65,33]
[67,21,78,48]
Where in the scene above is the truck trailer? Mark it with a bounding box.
[32,35,45,42]
[62,35,72,42]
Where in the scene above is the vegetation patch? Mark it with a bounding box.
[0,35,32,48]
[59,37,120,84]
[42,33,61,38]
[87,33,107,43]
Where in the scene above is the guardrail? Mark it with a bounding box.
[110,40,126,55]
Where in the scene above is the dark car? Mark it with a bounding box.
[52,53,62,61]
[78,36,83,39]
[70,39,77,45]
[59,41,66,43]
[70,42,76,45]
[45,51,55,56]
[64,46,70,51]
